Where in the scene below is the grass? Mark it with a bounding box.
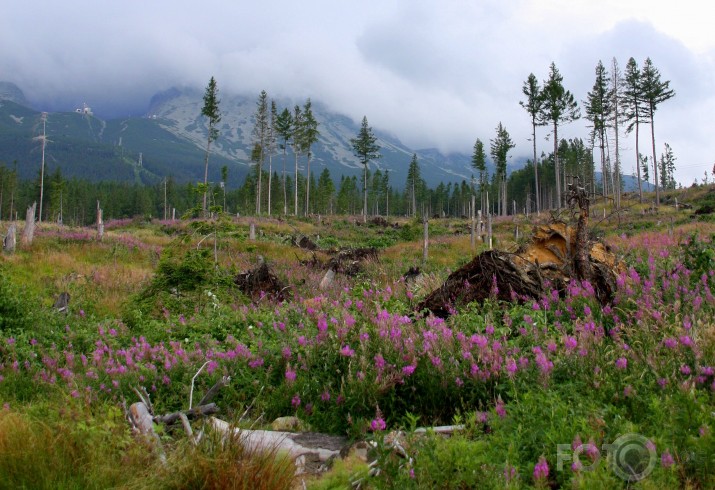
[1,187,714,488]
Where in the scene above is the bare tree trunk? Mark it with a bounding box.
[294,153,299,216]
[305,154,311,217]
[553,122,561,209]
[650,105,660,209]
[203,139,211,215]
[422,218,428,264]
[268,154,272,216]
[532,123,540,214]
[3,223,16,253]
[96,203,104,241]
[22,202,36,245]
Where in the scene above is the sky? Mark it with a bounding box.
[2,0,714,185]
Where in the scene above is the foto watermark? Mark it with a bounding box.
[557,433,657,482]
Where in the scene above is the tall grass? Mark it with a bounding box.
[0,404,296,490]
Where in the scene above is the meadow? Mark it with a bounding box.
[0,188,714,489]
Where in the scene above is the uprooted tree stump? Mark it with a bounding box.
[292,234,319,251]
[235,259,290,302]
[300,247,380,277]
[418,184,624,317]
[326,247,379,276]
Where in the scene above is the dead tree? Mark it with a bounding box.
[22,202,36,245]
[3,224,16,253]
[567,179,593,283]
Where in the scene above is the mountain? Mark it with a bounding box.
[140,87,484,186]
[0,82,484,188]
[0,82,649,193]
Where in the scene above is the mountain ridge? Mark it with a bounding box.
[0,81,489,189]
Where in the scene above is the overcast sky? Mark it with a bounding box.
[2,0,714,184]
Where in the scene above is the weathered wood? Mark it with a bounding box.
[53,292,70,313]
[319,269,335,290]
[130,401,155,435]
[22,202,36,245]
[3,224,16,253]
[129,401,166,463]
[153,403,219,425]
[422,218,428,263]
[209,417,348,474]
[197,375,230,406]
[96,204,104,241]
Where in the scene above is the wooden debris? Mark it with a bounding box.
[53,292,70,314]
[326,247,378,276]
[209,417,349,475]
[235,260,290,302]
[418,186,624,317]
[22,202,36,245]
[292,235,319,251]
[3,224,16,253]
[153,403,219,425]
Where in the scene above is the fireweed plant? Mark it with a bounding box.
[0,222,714,488]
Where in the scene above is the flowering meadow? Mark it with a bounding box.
[0,208,714,488]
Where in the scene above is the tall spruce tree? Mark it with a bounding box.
[350,116,381,222]
[201,76,221,215]
[252,90,269,215]
[641,57,675,208]
[275,108,293,215]
[610,58,624,209]
[584,60,612,198]
[623,58,648,202]
[406,153,422,217]
[490,122,515,216]
[540,62,580,210]
[471,139,488,211]
[300,99,319,216]
[267,101,278,215]
[659,143,676,190]
[519,73,545,213]
[292,105,303,215]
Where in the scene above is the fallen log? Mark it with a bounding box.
[209,417,348,475]
[154,403,220,425]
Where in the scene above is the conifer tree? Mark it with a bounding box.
[540,63,580,209]
[201,76,221,215]
[267,100,278,215]
[300,99,319,216]
[471,139,488,211]
[350,116,381,222]
[490,122,515,216]
[292,105,303,215]
[659,143,676,190]
[252,90,269,215]
[584,60,612,198]
[641,58,675,207]
[275,108,292,215]
[623,58,648,202]
[520,73,545,213]
[406,154,422,217]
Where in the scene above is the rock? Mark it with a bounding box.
[271,416,305,432]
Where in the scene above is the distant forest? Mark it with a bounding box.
[0,57,678,225]
[0,134,671,226]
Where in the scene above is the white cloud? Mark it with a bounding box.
[1,0,713,184]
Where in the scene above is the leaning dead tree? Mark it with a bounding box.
[418,181,623,317]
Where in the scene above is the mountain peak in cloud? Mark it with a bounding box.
[0,81,28,106]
